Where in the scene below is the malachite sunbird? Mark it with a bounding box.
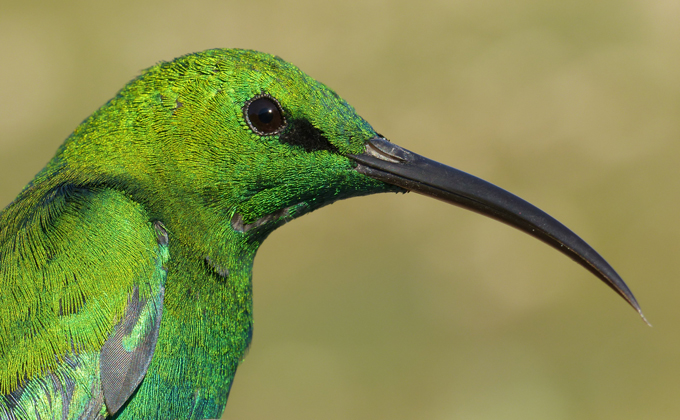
[0,49,645,419]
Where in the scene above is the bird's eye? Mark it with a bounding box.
[245,95,286,135]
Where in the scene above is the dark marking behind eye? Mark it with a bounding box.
[278,119,339,154]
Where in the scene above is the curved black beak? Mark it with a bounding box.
[350,137,647,323]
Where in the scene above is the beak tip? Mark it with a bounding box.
[637,308,652,327]
[625,295,650,326]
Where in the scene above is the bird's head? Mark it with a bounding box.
[51,49,396,242]
[46,49,643,318]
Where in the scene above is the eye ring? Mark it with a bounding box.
[244,94,286,136]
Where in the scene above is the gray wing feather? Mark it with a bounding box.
[100,284,165,415]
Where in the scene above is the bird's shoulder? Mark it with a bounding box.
[0,183,169,417]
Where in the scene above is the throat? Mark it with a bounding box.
[230,202,309,233]
[119,244,255,418]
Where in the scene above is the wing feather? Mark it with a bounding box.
[0,185,169,419]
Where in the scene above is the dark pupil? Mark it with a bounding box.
[258,108,274,124]
[248,97,283,134]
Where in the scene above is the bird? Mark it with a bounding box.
[0,48,645,419]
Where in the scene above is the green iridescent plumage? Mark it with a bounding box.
[0,49,396,419]
[0,48,643,420]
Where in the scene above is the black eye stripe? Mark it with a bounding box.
[244,94,286,136]
[278,119,339,154]
[243,94,338,153]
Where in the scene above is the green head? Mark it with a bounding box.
[25,47,642,316]
[38,49,398,257]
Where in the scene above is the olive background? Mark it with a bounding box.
[1,1,678,419]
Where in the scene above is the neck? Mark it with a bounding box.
[117,234,257,419]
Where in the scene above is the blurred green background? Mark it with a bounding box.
[1,1,678,419]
